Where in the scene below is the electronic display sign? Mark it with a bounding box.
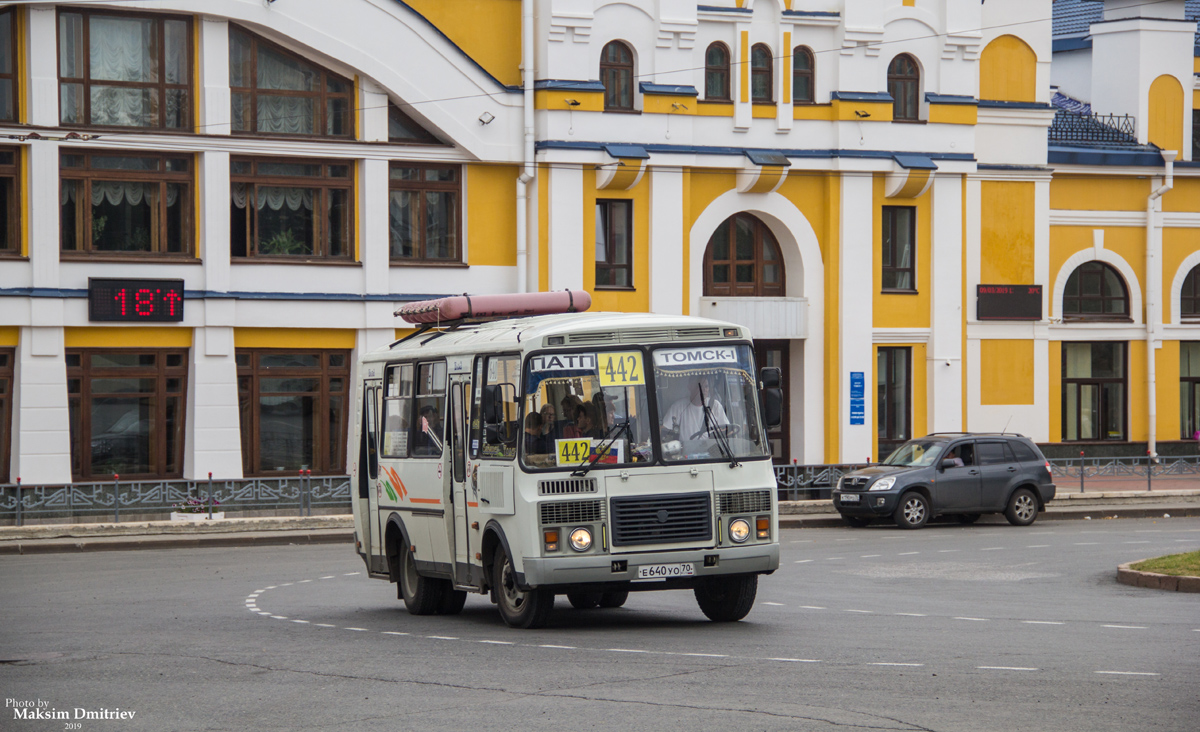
[977,284,1042,321]
[88,278,185,322]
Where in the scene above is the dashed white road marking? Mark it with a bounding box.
[869,662,924,667]
[680,652,729,658]
[895,613,926,617]
[320,576,335,579]
[954,617,990,622]
[540,644,576,650]
[980,547,1005,551]
[343,627,368,632]
[1022,620,1065,625]
[1074,542,1100,546]
[427,635,459,640]
[343,572,360,576]
[1102,625,1146,630]
[897,552,920,556]
[256,611,271,616]
[1026,545,1050,548]
[279,583,293,587]
[1123,541,1151,544]
[978,666,1038,671]
[607,648,649,654]
[291,619,309,624]
[1096,671,1160,676]
[478,640,513,645]
[382,631,409,636]
[314,623,335,628]
[825,557,845,561]
[845,609,873,614]
[762,602,785,606]
[270,615,287,620]
[794,559,814,564]
[297,579,312,583]
[938,549,960,553]
[860,554,881,558]
[800,605,826,610]
[835,538,858,542]
[768,658,820,663]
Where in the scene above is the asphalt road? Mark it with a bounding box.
[2,518,1198,732]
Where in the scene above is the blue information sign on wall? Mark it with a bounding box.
[850,372,865,425]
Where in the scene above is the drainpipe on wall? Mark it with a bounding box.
[515,0,536,293]
[1145,149,1176,459]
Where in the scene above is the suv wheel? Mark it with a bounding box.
[1005,488,1039,526]
[893,492,930,530]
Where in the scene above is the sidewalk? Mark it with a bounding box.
[2,490,1199,554]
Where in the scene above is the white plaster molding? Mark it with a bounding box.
[549,12,594,44]
[872,328,931,344]
[1048,209,1149,227]
[1050,247,1144,325]
[1168,249,1200,325]
[977,107,1056,127]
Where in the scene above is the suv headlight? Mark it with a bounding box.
[869,476,897,492]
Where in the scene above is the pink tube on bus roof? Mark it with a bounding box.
[395,290,592,324]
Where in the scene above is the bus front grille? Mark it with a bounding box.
[610,492,712,547]
[538,477,598,496]
[540,499,605,525]
[717,490,772,515]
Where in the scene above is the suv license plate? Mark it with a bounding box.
[636,563,695,581]
[840,493,861,504]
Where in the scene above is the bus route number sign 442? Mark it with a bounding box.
[88,278,185,323]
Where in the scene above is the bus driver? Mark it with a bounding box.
[660,375,729,441]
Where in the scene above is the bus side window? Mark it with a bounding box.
[469,357,484,460]
[480,354,520,460]
[412,361,447,457]
[382,363,413,459]
[451,383,466,483]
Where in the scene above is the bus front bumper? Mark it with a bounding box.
[520,543,780,589]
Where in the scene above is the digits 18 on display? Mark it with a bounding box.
[88,278,185,323]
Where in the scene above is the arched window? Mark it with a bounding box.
[1063,261,1129,320]
[887,54,920,121]
[703,213,785,297]
[792,46,814,104]
[704,42,731,101]
[1182,265,1200,320]
[751,44,773,103]
[600,41,634,111]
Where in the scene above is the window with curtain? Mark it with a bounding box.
[877,347,911,460]
[231,157,352,260]
[1062,342,1125,441]
[0,147,19,255]
[388,102,441,144]
[0,9,17,123]
[882,206,916,291]
[60,151,193,257]
[600,40,634,111]
[229,26,352,138]
[887,54,920,121]
[703,213,785,297]
[1180,265,1199,321]
[388,163,461,263]
[595,199,633,288]
[704,43,731,101]
[1181,342,1200,440]
[235,349,350,476]
[751,44,773,103]
[792,46,814,104]
[58,10,191,130]
[66,349,188,480]
[1062,261,1129,321]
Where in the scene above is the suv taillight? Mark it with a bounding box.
[1045,460,1052,477]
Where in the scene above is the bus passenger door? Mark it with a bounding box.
[449,376,472,583]
[359,379,383,571]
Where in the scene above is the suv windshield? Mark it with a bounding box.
[521,351,654,470]
[652,344,769,463]
[883,438,946,467]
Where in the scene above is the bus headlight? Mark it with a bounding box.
[569,527,593,552]
[729,518,751,543]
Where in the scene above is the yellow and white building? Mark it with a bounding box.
[0,0,1197,485]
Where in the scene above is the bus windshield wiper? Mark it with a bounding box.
[571,420,631,477]
[699,386,740,469]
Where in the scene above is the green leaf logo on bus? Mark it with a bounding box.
[381,465,407,503]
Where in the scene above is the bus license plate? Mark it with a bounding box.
[636,563,695,581]
[839,494,860,504]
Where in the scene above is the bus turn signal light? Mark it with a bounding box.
[756,516,770,540]
[544,530,559,552]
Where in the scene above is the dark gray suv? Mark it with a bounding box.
[833,433,1056,530]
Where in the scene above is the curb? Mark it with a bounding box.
[0,530,353,555]
[1116,561,1200,592]
[779,504,1200,529]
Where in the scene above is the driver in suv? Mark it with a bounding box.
[832,433,1056,530]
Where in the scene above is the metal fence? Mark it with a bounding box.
[1048,110,1139,145]
[0,475,352,526]
[774,463,868,501]
[1047,455,1200,493]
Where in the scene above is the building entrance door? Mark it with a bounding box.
[754,340,789,464]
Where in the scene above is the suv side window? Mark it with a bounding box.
[1011,441,1040,462]
[945,442,975,466]
[977,442,1012,466]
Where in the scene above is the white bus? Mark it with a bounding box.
[351,292,783,628]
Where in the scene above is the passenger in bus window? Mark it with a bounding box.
[523,412,547,455]
[564,403,602,440]
[414,404,444,455]
[661,376,729,441]
[539,404,563,441]
[558,395,582,435]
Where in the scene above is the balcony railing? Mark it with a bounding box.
[1048,110,1139,146]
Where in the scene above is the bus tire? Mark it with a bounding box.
[399,544,440,616]
[566,591,602,609]
[438,585,468,615]
[598,590,629,608]
[694,575,757,622]
[493,549,553,629]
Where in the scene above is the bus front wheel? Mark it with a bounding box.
[493,549,553,629]
[694,575,757,622]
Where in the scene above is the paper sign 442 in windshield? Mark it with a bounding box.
[599,352,644,387]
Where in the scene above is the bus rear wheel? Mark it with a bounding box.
[694,575,757,622]
[598,590,629,608]
[567,592,602,609]
[493,549,553,629]
[399,543,440,615]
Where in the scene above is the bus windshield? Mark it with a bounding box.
[521,351,654,470]
[653,344,769,464]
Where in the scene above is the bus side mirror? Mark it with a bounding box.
[759,367,783,429]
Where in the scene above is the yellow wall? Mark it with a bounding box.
[64,327,193,348]
[0,326,18,346]
[1157,340,1181,440]
[1129,339,1148,442]
[1049,226,1144,320]
[1163,227,1200,323]
[979,35,1037,103]
[1147,74,1184,153]
[534,90,603,112]
[980,181,1035,283]
[928,104,977,125]
[233,328,355,349]
[872,343,927,460]
[1162,177,1200,212]
[873,175,931,328]
[1050,176,1150,211]
[1048,340,1061,441]
[697,102,734,117]
[980,339,1035,405]
[830,99,892,122]
[403,0,521,87]
[583,171,650,313]
[643,94,696,115]
[467,164,517,267]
